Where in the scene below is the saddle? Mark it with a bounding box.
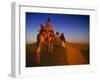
[40,30,54,41]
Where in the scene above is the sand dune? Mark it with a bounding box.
[26,41,89,67]
[65,42,87,65]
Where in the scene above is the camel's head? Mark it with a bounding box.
[56,32,60,36]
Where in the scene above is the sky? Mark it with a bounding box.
[26,12,89,44]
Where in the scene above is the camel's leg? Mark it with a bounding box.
[61,40,66,48]
[36,42,42,65]
[50,42,53,54]
[48,41,53,54]
[48,36,53,54]
[48,42,51,54]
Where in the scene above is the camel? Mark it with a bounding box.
[54,32,66,48]
[36,18,66,65]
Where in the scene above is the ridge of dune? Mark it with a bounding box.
[65,42,87,65]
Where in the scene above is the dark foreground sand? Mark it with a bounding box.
[26,41,89,67]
